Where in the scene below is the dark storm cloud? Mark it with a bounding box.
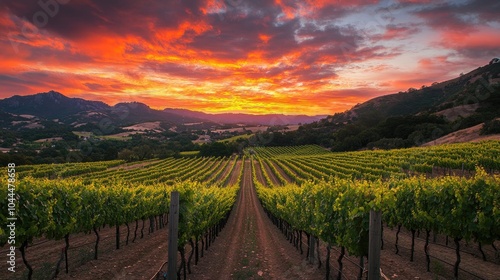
[411,0,500,60]
[1,0,206,40]
[414,0,500,30]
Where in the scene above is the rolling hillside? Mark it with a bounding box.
[253,60,500,150]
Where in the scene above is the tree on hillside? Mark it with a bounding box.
[199,142,234,157]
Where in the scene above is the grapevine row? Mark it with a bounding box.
[255,165,499,279]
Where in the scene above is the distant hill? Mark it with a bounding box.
[254,60,500,150]
[164,108,326,125]
[109,102,203,125]
[330,62,500,125]
[2,60,498,151]
[0,91,208,129]
[0,90,109,119]
[0,91,325,132]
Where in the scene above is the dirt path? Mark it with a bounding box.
[268,160,293,183]
[252,160,267,186]
[381,226,500,279]
[204,158,228,182]
[107,159,162,171]
[216,157,236,183]
[261,160,281,186]
[226,160,243,186]
[0,222,169,280]
[57,226,169,280]
[188,160,323,279]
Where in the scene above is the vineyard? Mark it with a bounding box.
[0,141,499,279]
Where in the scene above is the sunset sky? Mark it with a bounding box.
[1,0,499,115]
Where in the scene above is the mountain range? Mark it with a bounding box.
[163,108,326,125]
[330,60,500,124]
[1,59,499,149]
[295,60,500,150]
[0,91,325,128]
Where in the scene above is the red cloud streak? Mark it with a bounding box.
[0,0,497,115]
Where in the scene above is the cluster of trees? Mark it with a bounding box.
[248,72,500,152]
[247,114,451,151]
[199,142,234,157]
[331,114,451,150]
[0,132,199,165]
[481,119,500,135]
[198,139,248,157]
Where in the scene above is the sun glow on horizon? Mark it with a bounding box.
[0,0,497,115]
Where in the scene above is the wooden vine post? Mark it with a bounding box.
[167,191,180,280]
[308,235,317,264]
[368,210,382,280]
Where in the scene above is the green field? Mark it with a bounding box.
[218,134,253,143]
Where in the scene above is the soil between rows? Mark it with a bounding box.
[188,160,323,279]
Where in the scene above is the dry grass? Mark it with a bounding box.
[422,123,500,146]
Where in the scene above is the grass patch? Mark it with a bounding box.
[73,131,92,137]
[100,135,132,141]
[73,131,131,141]
[233,269,256,280]
[75,248,94,266]
[179,151,200,157]
[431,259,445,279]
[218,134,253,143]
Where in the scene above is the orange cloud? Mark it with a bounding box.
[440,29,500,50]
[0,0,497,116]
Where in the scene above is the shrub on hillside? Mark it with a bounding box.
[480,119,500,135]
